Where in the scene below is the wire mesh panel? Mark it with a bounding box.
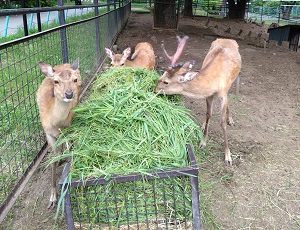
[0,35,55,206]
[0,2,131,221]
[60,145,201,230]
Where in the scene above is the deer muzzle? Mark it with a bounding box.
[65,90,74,100]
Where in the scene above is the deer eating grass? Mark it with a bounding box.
[105,42,156,70]
[155,36,241,164]
[37,58,81,208]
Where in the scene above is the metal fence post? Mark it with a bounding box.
[20,0,29,36]
[187,145,202,230]
[58,0,69,63]
[65,187,75,230]
[94,0,101,63]
[107,0,112,42]
[191,175,201,230]
[36,0,42,32]
[3,16,9,37]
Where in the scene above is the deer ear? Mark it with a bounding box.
[39,62,55,77]
[178,71,199,83]
[105,48,114,59]
[123,47,131,58]
[71,58,79,70]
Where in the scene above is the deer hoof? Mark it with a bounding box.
[227,116,234,126]
[47,200,57,209]
[225,149,232,165]
[47,190,57,209]
[225,159,233,166]
[198,140,206,149]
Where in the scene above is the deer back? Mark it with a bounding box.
[129,42,156,70]
[202,38,241,82]
[37,59,81,136]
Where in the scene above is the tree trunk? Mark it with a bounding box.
[75,0,82,5]
[183,0,193,17]
[227,0,246,19]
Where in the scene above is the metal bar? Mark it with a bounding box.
[187,145,202,230]
[61,164,198,188]
[94,0,101,62]
[22,14,28,36]
[59,145,199,188]
[36,0,42,32]
[64,188,75,230]
[3,16,9,37]
[0,5,111,17]
[46,11,50,26]
[29,13,34,31]
[58,0,69,63]
[191,173,201,230]
[20,0,28,36]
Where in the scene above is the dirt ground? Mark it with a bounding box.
[2,13,300,230]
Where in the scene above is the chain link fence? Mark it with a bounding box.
[0,1,131,222]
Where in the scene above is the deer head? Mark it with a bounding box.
[105,42,156,70]
[156,35,200,94]
[105,47,131,67]
[39,58,81,103]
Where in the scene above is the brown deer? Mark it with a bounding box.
[37,58,81,208]
[155,36,241,164]
[105,42,156,70]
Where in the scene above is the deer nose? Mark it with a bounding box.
[65,91,73,99]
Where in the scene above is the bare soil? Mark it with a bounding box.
[2,13,300,230]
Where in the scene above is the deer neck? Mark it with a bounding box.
[125,59,135,67]
[179,71,218,99]
[51,98,73,125]
[125,50,148,68]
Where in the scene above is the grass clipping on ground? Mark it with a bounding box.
[55,67,204,180]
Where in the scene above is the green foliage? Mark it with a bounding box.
[251,0,300,7]
[52,67,204,179]
[54,68,203,226]
[25,0,56,7]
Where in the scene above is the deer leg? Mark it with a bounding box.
[226,104,234,126]
[235,74,240,95]
[46,134,59,209]
[220,96,232,165]
[199,95,214,148]
[47,162,58,209]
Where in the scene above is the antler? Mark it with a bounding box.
[161,35,189,66]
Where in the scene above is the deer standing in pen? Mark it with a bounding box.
[155,36,241,164]
[105,42,156,70]
[37,58,81,208]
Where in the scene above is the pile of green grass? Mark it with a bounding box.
[53,67,203,180]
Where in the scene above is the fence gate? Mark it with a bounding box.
[153,0,180,29]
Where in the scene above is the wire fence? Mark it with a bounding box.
[0,0,131,222]
[0,8,95,38]
[192,0,300,24]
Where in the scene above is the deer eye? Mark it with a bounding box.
[54,80,59,84]
[163,80,169,85]
[73,79,78,83]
